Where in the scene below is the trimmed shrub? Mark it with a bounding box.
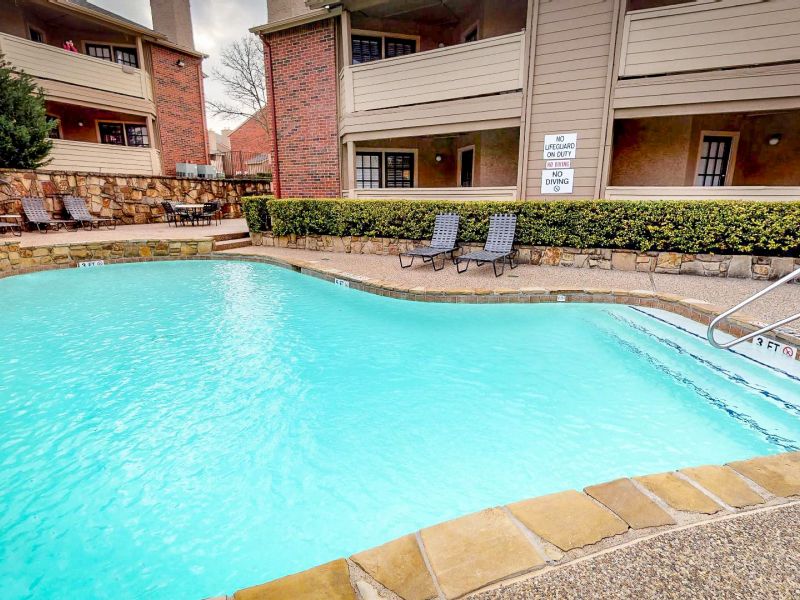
[241,195,272,232]
[246,197,800,256]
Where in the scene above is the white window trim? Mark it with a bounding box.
[457,145,476,187]
[27,25,46,43]
[355,147,419,188]
[694,130,739,186]
[96,120,151,148]
[82,40,139,67]
[350,29,421,63]
[461,20,480,43]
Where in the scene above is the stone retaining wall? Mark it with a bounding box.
[254,232,800,281]
[0,239,212,274]
[0,169,270,224]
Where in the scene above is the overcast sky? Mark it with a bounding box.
[92,0,267,132]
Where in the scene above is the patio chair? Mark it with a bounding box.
[0,221,22,237]
[21,196,75,233]
[161,201,191,226]
[398,213,460,271]
[199,201,221,226]
[63,196,117,230]
[455,214,518,277]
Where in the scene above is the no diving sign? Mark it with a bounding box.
[541,168,574,194]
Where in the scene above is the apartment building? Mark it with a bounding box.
[0,0,209,176]
[252,0,800,200]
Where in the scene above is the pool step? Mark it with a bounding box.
[213,233,251,251]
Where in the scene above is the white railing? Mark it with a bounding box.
[0,33,151,100]
[605,186,800,201]
[44,139,161,175]
[347,187,518,201]
[343,32,524,113]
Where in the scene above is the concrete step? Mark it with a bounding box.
[213,236,252,251]
[211,230,250,242]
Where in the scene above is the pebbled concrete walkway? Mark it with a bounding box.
[470,502,800,600]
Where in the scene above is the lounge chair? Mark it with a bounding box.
[455,214,518,277]
[0,221,22,237]
[63,196,117,230]
[21,196,75,233]
[399,213,460,271]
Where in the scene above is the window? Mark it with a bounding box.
[86,43,139,67]
[464,27,479,43]
[352,35,381,64]
[46,115,60,139]
[125,124,149,147]
[385,152,414,188]
[356,152,382,188]
[695,134,737,187]
[385,37,416,58]
[98,122,150,147]
[29,27,45,43]
[627,0,697,10]
[86,43,113,61]
[115,47,139,68]
[98,122,125,145]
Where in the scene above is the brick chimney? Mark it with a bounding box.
[149,0,195,50]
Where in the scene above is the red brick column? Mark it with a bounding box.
[263,19,341,197]
[150,45,209,175]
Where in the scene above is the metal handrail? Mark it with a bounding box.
[707,265,800,349]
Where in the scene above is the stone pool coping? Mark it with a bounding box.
[226,452,800,600]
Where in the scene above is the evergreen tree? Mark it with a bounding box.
[0,55,54,169]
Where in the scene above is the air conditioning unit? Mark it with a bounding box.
[196,164,217,179]
[176,163,198,178]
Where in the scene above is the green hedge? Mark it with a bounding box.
[243,196,800,255]
[241,195,273,232]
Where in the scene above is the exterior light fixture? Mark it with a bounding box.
[768,134,782,146]
[435,154,443,163]
[176,59,186,68]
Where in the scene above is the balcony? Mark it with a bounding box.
[342,32,525,114]
[619,0,800,78]
[45,140,162,176]
[0,33,153,104]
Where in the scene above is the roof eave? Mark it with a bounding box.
[249,6,342,35]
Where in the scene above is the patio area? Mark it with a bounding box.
[9,218,249,247]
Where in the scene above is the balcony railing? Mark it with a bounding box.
[342,31,525,113]
[0,33,152,100]
[44,139,161,176]
[619,0,800,78]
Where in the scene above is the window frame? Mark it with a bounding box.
[28,26,46,43]
[383,151,415,188]
[83,41,140,68]
[355,151,383,189]
[97,120,151,148]
[46,114,62,140]
[462,21,480,43]
[694,130,739,187]
[457,145,476,188]
[350,29,420,65]
[124,123,150,148]
[354,148,419,189]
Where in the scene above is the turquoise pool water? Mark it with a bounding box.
[1,261,798,598]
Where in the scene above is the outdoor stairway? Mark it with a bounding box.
[212,230,251,251]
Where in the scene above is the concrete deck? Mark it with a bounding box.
[11,219,248,247]
[220,245,800,334]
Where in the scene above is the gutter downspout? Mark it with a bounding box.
[264,37,282,198]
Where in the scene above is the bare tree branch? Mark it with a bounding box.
[207,36,272,140]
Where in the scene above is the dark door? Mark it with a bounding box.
[460,149,474,187]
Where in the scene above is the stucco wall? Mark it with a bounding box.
[611,111,800,187]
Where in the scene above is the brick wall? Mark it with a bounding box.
[263,20,340,197]
[229,110,271,159]
[150,44,209,175]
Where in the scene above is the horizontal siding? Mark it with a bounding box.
[613,63,800,111]
[340,93,522,141]
[44,140,160,175]
[605,186,800,201]
[348,187,518,200]
[526,0,614,199]
[348,32,524,112]
[620,0,800,77]
[39,79,156,115]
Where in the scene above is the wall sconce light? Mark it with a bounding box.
[438,42,446,48]
[175,59,186,68]
[768,134,782,146]
[435,154,443,163]
[77,121,84,127]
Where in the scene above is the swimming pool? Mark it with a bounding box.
[1,260,798,598]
